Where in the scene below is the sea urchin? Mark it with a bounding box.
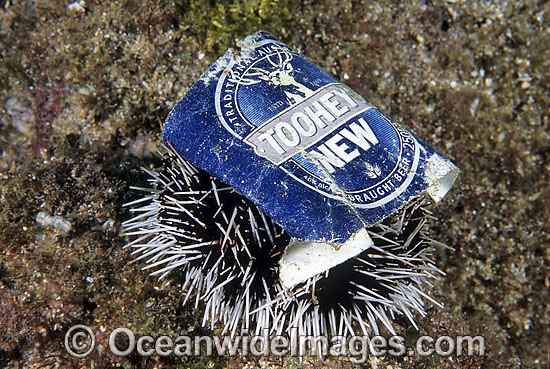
[122,31,458,340]
[123,144,447,338]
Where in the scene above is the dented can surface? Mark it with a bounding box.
[163,31,458,244]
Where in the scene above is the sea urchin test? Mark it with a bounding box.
[162,32,458,288]
[124,31,458,337]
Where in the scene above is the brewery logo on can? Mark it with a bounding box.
[215,38,419,208]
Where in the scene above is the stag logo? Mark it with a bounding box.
[235,49,314,105]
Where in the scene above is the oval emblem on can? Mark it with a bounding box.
[215,40,419,209]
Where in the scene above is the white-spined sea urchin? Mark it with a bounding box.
[123,31,458,342]
[122,143,446,338]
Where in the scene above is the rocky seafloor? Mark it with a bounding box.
[0,1,548,368]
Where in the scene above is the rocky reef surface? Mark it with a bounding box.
[0,1,548,368]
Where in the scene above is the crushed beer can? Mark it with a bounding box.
[163,31,459,288]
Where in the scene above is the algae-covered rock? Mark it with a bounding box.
[0,0,548,368]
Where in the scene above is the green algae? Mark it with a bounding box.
[176,0,299,54]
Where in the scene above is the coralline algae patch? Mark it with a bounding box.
[35,211,73,234]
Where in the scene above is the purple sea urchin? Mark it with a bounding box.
[123,144,445,338]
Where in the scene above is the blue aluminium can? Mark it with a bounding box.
[163,31,458,245]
